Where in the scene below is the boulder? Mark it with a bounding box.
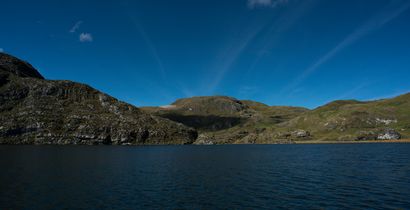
[291,129,310,138]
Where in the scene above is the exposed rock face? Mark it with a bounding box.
[291,130,310,138]
[356,129,401,141]
[375,118,397,125]
[193,134,214,145]
[377,129,401,140]
[0,53,197,145]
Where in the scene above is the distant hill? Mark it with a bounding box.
[142,94,409,144]
[0,53,197,145]
[141,96,309,144]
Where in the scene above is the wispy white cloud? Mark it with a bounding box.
[246,0,316,75]
[206,1,313,95]
[79,33,93,42]
[128,15,167,80]
[122,8,173,101]
[336,83,368,100]
[248,0,288,9]
[281,1,410,95]
[69,21,83,33]
[0,48,3,53]
[205,24,264,94]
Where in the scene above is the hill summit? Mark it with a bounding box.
[0,53,44,79]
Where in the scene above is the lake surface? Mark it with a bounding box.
[0,144,409,209]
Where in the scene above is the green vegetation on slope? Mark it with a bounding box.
[142,93,409,144]
[274,95,410,141]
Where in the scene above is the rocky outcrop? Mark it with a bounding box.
[356,129,401,141]
[193,134,215,145]
[0,53,197,145]
[291,130,310,138]
[377,129,401,140]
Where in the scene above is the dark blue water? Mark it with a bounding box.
[0,144,409,209]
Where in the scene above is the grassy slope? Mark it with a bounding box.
[276,93,410,141]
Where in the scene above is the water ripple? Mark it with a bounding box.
[0,144,409,209]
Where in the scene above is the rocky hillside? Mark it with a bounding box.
[0,53,197,145]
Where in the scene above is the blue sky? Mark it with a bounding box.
[1,0,410,108]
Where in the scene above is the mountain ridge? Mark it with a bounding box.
[1,53,409,145]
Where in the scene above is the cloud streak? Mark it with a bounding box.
[128,15,167,81]
[246,0,316,75]
[205,0,306,94]
[69,21,83,33]
[79,33,93,42]
[205,24,265,94]
[0,48,3,53]
[206,1,313,95]
[248,0,288,9]
[281,1,410,95]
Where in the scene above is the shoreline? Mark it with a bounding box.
[293,139,410,144]
[1,139,410,146]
